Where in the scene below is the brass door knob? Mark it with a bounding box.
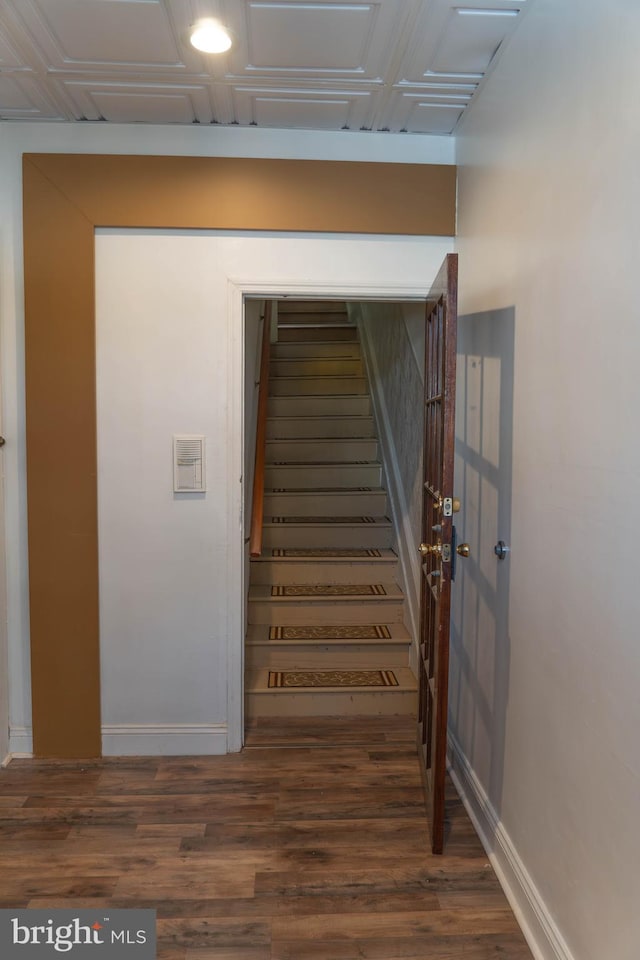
[419,542,441,558]
[456,543,471,558]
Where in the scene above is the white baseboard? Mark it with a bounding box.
[9,725,33,756]
[358,320,420,670]
[101,723,228,756]
[448,733,575,960]
[7,723,228,758]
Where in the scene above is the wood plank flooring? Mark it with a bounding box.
[0,717,533,959]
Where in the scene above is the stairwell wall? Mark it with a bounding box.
[355,300,434,672]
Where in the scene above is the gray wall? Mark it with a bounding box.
[454,0,640,956]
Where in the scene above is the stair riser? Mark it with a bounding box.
[246,689,417,718]
[246,644,410,669]
[271,359,363,378]
[248,599,405,625]
[270,377,367,396]
[272,342,361,359]
[278,300,348,314]
[278,316,349,327]
[266,439,378,463]
[264,492,387,516]
[249,559,398,585]
[278,327,357,342]
[268,396,370,418]
[267,417,375,439]
[262,526,393,550]
[265,464,381,488]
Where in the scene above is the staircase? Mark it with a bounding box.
[245,300,417,719]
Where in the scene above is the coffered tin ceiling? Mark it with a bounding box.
[0,0,531,133]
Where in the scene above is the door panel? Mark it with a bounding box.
[417,253,459,855]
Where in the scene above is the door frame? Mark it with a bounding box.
[235,279,431,749]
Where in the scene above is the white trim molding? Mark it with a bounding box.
[9,725,33,756]
[101,723,228,756]
[448,733,576,960]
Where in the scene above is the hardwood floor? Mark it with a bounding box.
[0,717,533,959]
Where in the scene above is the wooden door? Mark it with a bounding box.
[417,253,466,854]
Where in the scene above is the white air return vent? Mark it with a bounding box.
[173,435,206,493]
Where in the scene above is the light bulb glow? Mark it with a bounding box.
[190,19,232,54]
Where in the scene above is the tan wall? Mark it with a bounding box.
[24,154,456,757]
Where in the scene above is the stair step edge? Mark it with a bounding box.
[251,553,397,563]
[247,667,417,693]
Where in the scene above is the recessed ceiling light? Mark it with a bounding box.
[190,18,232,54]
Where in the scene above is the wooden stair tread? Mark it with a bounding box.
[263,516,391,525]
[251,547,397,562]
[247,667,417,693]
[249,582,404,602]
[246,622,411,643]
[267,460,382,467]
[272,348,362,364]
[265,486,383,493]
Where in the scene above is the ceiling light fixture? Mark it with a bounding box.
[190,18,232,54]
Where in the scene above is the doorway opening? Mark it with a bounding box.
[242,295,426,746]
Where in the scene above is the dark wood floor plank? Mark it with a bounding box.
[158,917,271,949]
[0,716,532,959]
[271,934,532,960]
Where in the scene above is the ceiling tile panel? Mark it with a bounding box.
[398,0,524,84]
[246,1,372,70]
[224,0,416,80]
[382,85,470,134]
[61,80,215,122]
[398,99,464,135]
[407,102,464,134]
[89,92,195,123]
[232,83,376,129]
[253,95,350,129]
[0,28,27,68]
[431,7,520,75]
[16,0,185,70]
[0,75,64,118]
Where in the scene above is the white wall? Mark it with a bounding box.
[453,1,640,958]
[0,438,7,764]
[94,229,452,754]
[356,302,428,667]
[0,121,454,755]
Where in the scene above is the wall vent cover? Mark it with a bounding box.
[173,435,206,493]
